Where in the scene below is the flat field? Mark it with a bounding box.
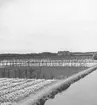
[0,66,88,105]
[0,66,88,79]
[0,78,57,105]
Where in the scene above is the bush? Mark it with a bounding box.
[93,53,97,60]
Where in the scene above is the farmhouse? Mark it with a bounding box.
[58,51,72,56]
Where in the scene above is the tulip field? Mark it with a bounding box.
[0,78,57,105]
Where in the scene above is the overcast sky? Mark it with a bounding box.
[0,0,97,53]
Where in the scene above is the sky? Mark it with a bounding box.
[0,0,97,53]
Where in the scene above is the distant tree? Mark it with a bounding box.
[93,53,97,60]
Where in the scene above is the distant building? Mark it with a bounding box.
[57,51,72,56]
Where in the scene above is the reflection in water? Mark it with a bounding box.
[45,70,97,105]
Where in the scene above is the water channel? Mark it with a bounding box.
[45,70,97,105]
